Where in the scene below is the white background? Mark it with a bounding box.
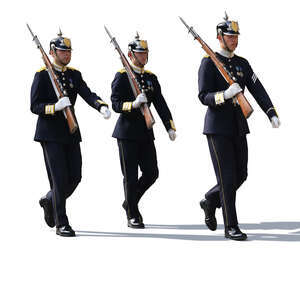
[1,0,299,299]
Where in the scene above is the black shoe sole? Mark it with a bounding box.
[56,228,76,237]
[39,198,55,228]
[127,222,145,229]
[225,233,248,241]
[200,200,217,231]
[56,231,76,237]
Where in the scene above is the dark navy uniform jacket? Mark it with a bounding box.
[198,53,278,136]
[111,68,175,141]
[31,65,107,144]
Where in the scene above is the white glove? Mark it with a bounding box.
[224,83,242,100]
[271,116,280,128]
[168,129,176,141]
[132,93,147,109]
[54,96,71,111]
[100,106,111,119]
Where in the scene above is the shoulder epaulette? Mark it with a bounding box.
[118,68,126,73]
[37,67,46,72]
[203,55,210,59]
[145,70,154,75]
[67,66,79,71]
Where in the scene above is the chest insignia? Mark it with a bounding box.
[69,78,74,89]
[235,66,244,78]
[146,80,154,92]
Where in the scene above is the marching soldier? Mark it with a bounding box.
[198,14,280,240]
[30,30,111,237]
[111,34,176,228]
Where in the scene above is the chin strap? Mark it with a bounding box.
[131,50,147,67]
[218,30,231,53]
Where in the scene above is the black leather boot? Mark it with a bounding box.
[122,201,144,228]
[56,225,76,237]
[39,196,55,228]
[200,199,217,231]
[225,226,247,241]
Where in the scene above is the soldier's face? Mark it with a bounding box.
[219,35,238,52]
[129,51,148,67]
[52,49,72,66]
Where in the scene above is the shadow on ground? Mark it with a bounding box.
[76,222,300,242]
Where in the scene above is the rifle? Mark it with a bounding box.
[104,26,155,129]
[27,24,78,134]
[179,17,253,119]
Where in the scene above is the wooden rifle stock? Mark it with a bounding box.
[27,24,78,133]
[141,103,155,128]
[64,106,78,134]
[235,92,253,118]
[179,17,253,118]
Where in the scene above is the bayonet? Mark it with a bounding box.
[178,16,199,39]
[104,25,113,40]
[104,25,121,51]
[26,23,41,48]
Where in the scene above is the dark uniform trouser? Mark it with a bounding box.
[206,134,248,227]
[117,139,159,217]
[41,142,82,227]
